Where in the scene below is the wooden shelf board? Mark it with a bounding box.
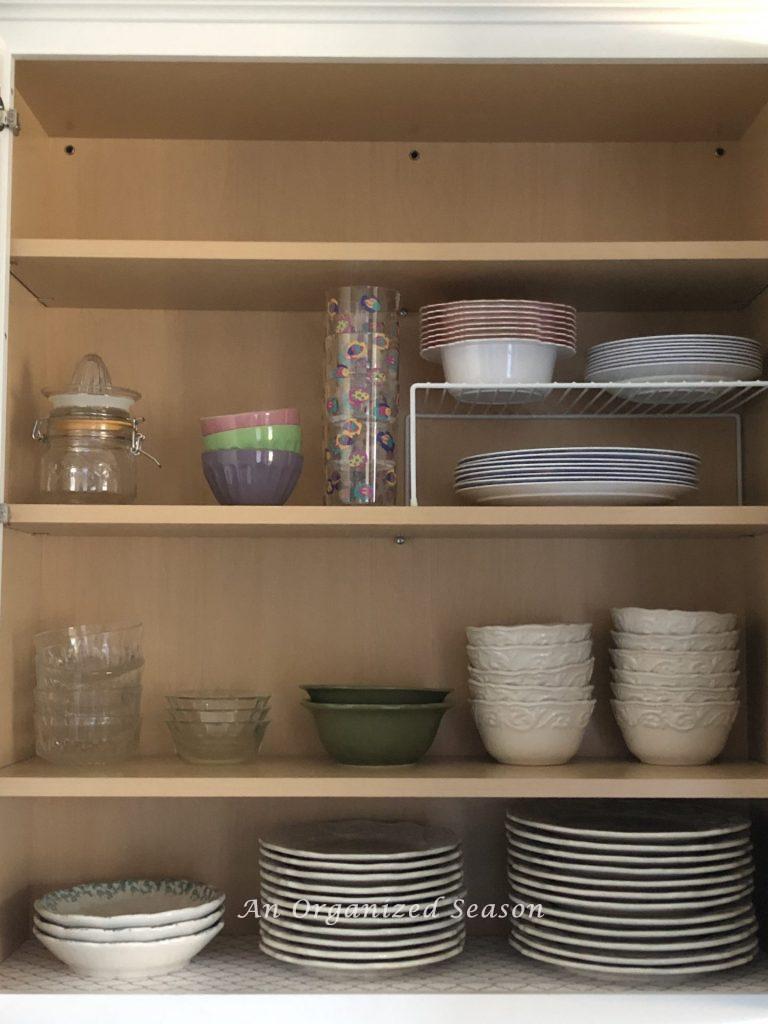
[1,756,767,798]
[11,240,768,312]
[7,504,768,539]
[16,61,768,143]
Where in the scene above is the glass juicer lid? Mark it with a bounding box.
[42,353,140,413]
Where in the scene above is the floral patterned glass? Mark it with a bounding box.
[324,286,400,505]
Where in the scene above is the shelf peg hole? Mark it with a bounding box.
[715,146,726,157]
[409,150,421,161]
[64,144,76,155]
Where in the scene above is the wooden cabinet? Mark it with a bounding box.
[2,57,768,994]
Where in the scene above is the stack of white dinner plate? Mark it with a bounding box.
[420,299,576,404]
[586,334,764,404]
[610,607,740,766]
[33,878,225,979]
[454,446,700,506]
[258,819,465,971]
[467,624,595,765]
[506,801,758,976]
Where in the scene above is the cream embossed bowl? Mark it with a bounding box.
[611,630,738,653]
[466,624,591,647]
[468,661,594,689]
[467,641,592,673]
[611,609,737,636]
[611,700,739,766]
[471,699,595,765]
[611,649,738,675]
[611,668,738,690]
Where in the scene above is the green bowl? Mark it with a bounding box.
[303,701,451,765]
[203,424,302,453]
[302,686,451,705]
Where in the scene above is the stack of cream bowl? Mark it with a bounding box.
[33,879,225,980]
[610,608,740,766]
[258,819,465,971]
[468,624,595,765]
[166,690,271,764]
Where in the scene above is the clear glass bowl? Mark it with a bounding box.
[35,713,141,765]
[167,720,269,765]
[165,693,270,711]
[34,624,143,677]
[167,707,267,724]
[35,664,144,693]
[34,685,142,714]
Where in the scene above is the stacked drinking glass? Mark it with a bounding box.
[34,623,143,765]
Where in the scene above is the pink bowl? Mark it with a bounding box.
[201,408,300,436]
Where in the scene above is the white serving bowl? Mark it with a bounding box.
[611,608,737,636]
[612,682,739,705]
[610,630,738,652]
[468,661,595,689]
[469,681,593,703]
[611,649,738,675]
[438,339,567,385]
[34,921,223,979]
[466,624,591,647]
[611,700,739,766]
[34,907,223,943]
[611,668,739,690]
[467,640,592,672]
[471,699,594,766]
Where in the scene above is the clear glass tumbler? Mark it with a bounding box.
[324,286,400,505]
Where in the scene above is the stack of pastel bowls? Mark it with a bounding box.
[302,685,452,765]
[200,407,303,505]
[610,607,740,765]
[33,623,144,766]
[166,690,271,764]
[468,624,595,765]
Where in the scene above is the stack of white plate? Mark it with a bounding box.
[454,446,700,506]
[258,819,465,971]
[33,879,225,979]
[467,624,595,765]
[507,801,758,976]
[610,607,740,766]
[586,334,764,405]
[420,299,576,404]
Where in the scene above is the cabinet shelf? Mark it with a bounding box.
[6,504,768,539]
[1,757,768,798]
[2,935,768,995]
[11,240,768,312]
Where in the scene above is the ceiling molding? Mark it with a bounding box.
[1,1,766,25]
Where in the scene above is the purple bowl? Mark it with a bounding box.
[202,449,303,505]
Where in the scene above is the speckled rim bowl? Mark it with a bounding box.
[202,423,302,454]
[202,449,303,505]
[302,686,451,705]
[201,408,300,435]
[303,701,451,766]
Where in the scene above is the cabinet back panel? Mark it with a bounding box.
[12,128,743,244]
[6,306,745,507]
[28,534,750,762]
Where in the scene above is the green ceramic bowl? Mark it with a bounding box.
[302,686,451,705]
[303,701,451,765]
[203,424,302,453]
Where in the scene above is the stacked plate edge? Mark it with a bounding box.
[506,801,757,975]
[454,446,700,506]
[258,819,466,971]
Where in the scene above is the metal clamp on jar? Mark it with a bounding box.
[33,353,159,504]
